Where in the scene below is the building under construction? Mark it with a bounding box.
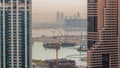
[45,59,77,68]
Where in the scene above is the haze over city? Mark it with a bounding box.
[32,0,87,23]
[0,0,119,68]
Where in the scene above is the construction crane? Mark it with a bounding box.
[53,28,63,68]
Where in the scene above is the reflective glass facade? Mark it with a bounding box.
[0,0,31,68]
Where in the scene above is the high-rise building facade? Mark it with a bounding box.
[0,0,31,68]
[88,0,120,68]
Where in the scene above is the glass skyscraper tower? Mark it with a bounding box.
[0,0,31,68]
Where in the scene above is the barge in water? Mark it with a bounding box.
[43,42,76,49]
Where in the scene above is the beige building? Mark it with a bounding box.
[87,0,120,68]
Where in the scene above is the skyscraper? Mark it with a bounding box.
[0,0,31,68]
[77,12,80,19]
[88,0,120,68]
[56,12,60,22]
[56,12,64,24]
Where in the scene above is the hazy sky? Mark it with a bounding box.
[32,0,87,23]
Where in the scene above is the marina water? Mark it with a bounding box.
[32,28,87,67]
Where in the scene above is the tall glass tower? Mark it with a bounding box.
[0,0,31,68]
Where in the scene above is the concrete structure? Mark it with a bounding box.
[88,0,120,68]
[0,0,32,68]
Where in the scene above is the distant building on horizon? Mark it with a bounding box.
[56,12,60,22]
[0,0,32,68]
[64,13,87,30]
[88,0,120,68]
[56,12,64,24]
[55,12,87,30]
[77,12,80,19]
